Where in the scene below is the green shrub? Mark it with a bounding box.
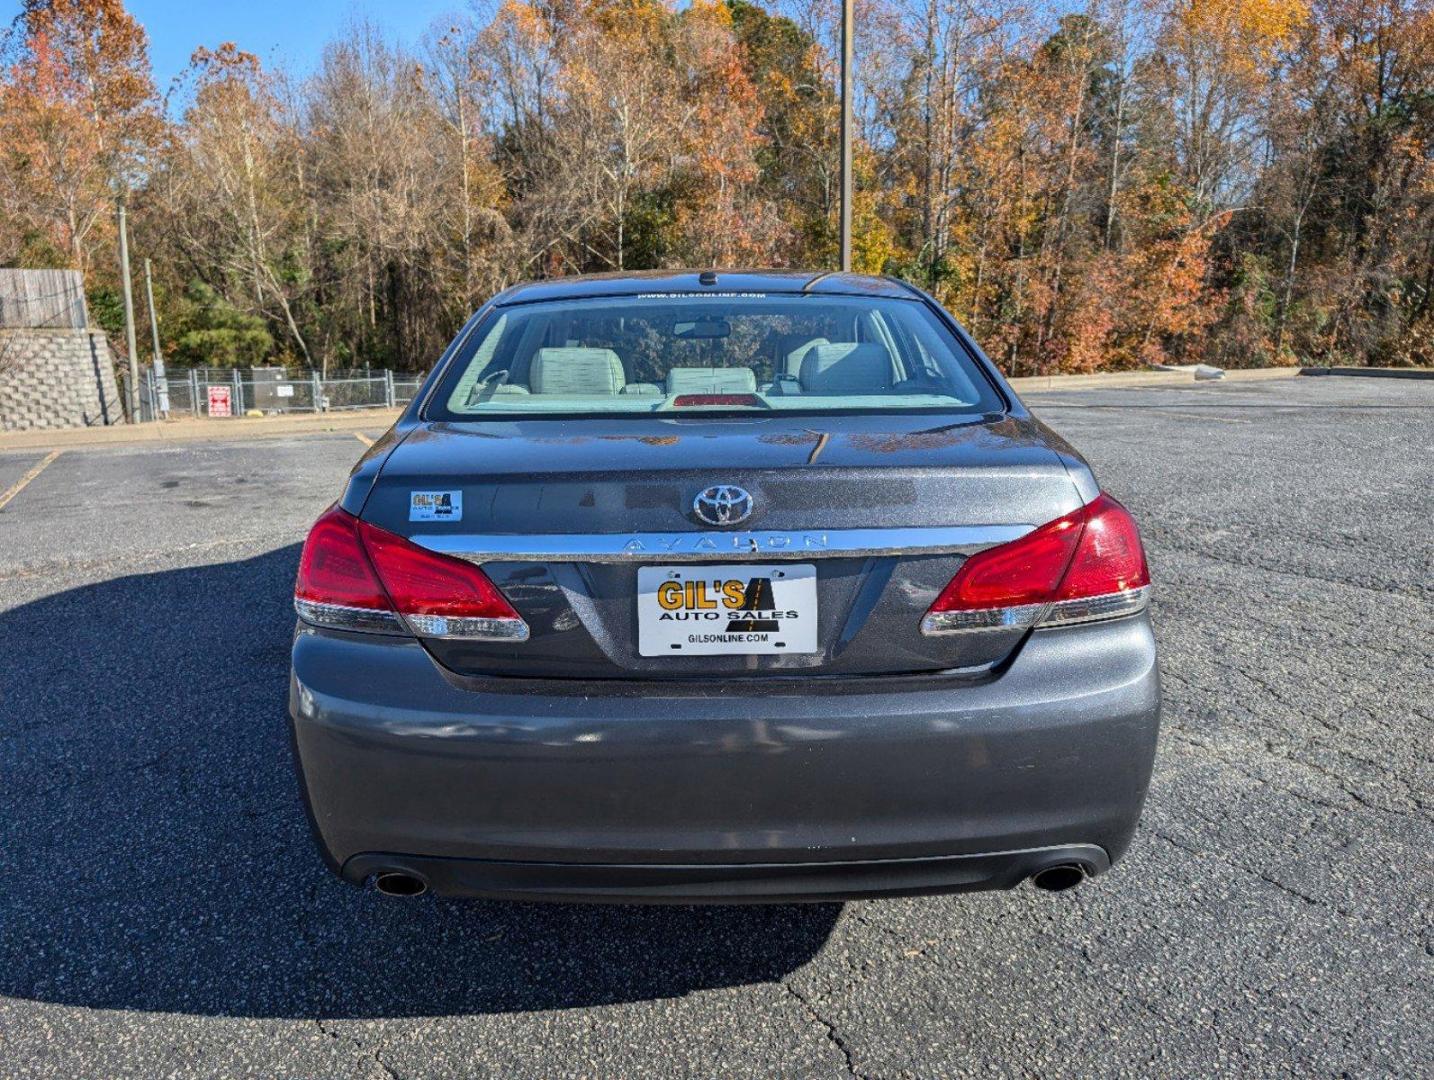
[170,281,273,367]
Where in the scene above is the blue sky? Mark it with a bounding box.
[4,0,467,91]
[134,0,466,87]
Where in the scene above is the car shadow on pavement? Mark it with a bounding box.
[0,546,840,1019]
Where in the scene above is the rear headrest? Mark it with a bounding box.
[529,348,625,395]
[665,367,758,395]
[800,343,893,394]
[783,336,830,377]
[473,382,531,401]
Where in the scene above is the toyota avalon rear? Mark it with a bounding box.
[287,270,1160,903]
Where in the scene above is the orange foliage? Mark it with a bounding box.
[1,0,159,270]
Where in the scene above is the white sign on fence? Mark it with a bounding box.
[276,384,294,398]
[207,385,232,417]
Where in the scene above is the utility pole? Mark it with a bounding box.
[143,258,169,418]
[839,0,854,273]
[116,201,140,421]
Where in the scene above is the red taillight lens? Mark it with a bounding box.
[923,493,1149,633]
[295,505,392,611]
[1055,494,1149,599]
[294,506,527,640]
[929,507,1084,612]
[357,519,525,634]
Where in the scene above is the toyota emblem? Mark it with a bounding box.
[692,485,754,527]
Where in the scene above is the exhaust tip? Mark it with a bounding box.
[1030,864,1086,892]
[374,871,427,897]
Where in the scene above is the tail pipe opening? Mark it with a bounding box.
[1030,864,1087,892]
[374,871,428,897]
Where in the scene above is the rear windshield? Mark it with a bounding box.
[426,294,1004,420]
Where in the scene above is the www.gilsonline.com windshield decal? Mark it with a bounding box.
[634,292,769,299]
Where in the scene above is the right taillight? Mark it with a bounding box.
[922,493,1150,635]
[294,505,528,641]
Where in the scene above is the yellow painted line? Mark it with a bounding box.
[354,432,374,447]
[0,449,62,511]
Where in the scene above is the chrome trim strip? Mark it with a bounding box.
[919,585,1150,636]
[1037,586,1150,627]
[295,599,532,641]
[921,602,1045,635]
[412,524,1033,564]
[401,612,531,641]
[294,599,406,635]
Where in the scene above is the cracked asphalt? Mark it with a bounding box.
[0,375,1429,1078]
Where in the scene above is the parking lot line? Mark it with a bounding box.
[354,432,374,447]
[0,449,61,511]
[1147,409,1252,423]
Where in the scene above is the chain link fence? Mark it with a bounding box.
[135,366,426,421]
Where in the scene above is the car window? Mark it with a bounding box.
[428,294,1003,419]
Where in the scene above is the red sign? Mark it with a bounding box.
[207,385,232,417]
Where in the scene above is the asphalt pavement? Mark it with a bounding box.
[0,376,1429,1078]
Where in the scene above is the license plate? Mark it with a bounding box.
[637,564,818,656]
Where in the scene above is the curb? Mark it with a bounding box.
[1299,366,1434,380]
[1007,367,1298,391]
[0,409,403,451]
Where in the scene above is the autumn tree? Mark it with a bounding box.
[306,22,455,368]
[669,1,783,265]
[558,0,683,270]
[0,0,159,272]
[729,0,841,263]
[152,44,314,364]
[1305,0,1434,366]
[873,0,1022,289]
[476,0,599,276]
[424,18,514,309]
[7,0,1429,374]
[1152,0,1310,210]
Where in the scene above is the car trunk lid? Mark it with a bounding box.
[359,413,1085,679]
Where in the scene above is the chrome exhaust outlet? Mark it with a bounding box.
[1030,864,1086,892]
[374,871,427,897]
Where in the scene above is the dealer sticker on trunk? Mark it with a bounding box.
[637,564,818,656]
[409,490,463,522]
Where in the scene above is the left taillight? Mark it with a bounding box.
[921,493,1150,635]
[294,506,403,634]
[294,505,528,641]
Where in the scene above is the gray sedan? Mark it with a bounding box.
[288,270,1160,902]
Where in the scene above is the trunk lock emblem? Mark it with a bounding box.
[693,485,754,527]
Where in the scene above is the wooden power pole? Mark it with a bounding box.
[116,201,140,421]
[143,258,169,418]
[839,0,854,273]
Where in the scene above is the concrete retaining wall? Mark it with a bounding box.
[0,328,124,431]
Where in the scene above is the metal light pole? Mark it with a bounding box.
[839,0,854,273]
[143,258,170,418]
[116,201,140,421]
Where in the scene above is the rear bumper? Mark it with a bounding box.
[341,845,1111,904]
[289,615,1160,901]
